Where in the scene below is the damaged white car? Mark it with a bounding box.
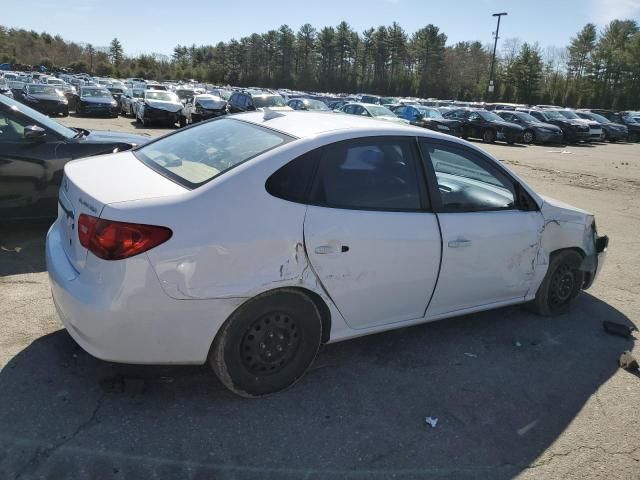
[46,111,608,397]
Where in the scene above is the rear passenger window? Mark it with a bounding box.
[265,150,320,203]
[311,139,424,211]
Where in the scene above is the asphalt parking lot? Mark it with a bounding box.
[1,116,639,479]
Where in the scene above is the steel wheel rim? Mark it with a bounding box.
[549,264,575,306]
[240,312,301,376]
[524,131,534,143]
[483,130,493,142]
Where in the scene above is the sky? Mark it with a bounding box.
[3,0,640,57]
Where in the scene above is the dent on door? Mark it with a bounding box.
[303,206,442,330]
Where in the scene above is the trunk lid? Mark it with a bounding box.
[58,151,186,271]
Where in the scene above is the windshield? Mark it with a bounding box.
[558,110,580,119]
[0,94,76,139]
[133,89,145,99]
[146,91,178,102]
[515,112,538,122]
[417,107,444,119]
[367,105,396,117]
[305,99,329,110]
[253,95,286,108]
[542,110,564,120]
[209,89,232,100]
[195,95,224,106]
[478,111,504,122]
[587,112,609,123]
[108,87,125,94]
[27,85,62,96]
[176,89,196,99]
[81,87,111,98]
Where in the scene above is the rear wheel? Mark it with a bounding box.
[629,132,638,143]
[179,116,186,128]
[528,250,584,316]
[482,129,495,143]
[522,130,535,144]
[209,289,322,398]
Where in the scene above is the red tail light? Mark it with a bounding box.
[78,214,172,260]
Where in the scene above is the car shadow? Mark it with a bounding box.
[0,220,50,275]
[0,293,633,479]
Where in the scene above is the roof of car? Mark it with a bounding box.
[236,110,423,138]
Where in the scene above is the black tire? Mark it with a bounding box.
[528,250,584,316]
[522,130,535,144]
[629,132,638,143]
[209,289,323,398]
[482,129,495,143]
[179,116,186,128]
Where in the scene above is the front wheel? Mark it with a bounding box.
[482,129,495,143]
[209,289,323,398]
[528,250,584,316]
[522,130,535,144]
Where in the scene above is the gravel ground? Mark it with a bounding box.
[1,115,638,479]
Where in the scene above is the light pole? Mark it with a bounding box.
[488,12,507,97]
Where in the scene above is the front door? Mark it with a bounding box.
[0,105,63,219]
[419,139,544,317]
[304,137,442,329]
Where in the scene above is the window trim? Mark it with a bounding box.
[417,137,538,213]
[305,136,432,213]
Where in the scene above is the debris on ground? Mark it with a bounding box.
[514,341,522,347]
[603,320,636,339]
[619,351,639,372]
[425,417,439,429]
[547,150,572,154]
[0,246,22,253]
[517,420,538,436]
[463,352,478,358]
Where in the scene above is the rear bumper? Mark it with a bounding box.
[46,219,243,364]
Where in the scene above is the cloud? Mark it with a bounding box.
[589,0,640,25]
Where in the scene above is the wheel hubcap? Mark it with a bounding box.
[240,313,300,375]
[524,132,533,143]
[549,264,575,305]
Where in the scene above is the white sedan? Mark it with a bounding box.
[47,110,608,397]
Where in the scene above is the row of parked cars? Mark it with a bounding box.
[2,71,638,145]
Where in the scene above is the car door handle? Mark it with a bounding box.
[448,239,472,248]
[314,245,350,254]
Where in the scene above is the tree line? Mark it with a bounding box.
[1,19,639,109]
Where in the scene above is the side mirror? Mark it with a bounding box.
[24,125,47,141]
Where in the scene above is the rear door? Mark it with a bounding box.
[419,139,543,316]
[304,137,442,329]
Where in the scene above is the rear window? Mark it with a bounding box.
[135,118,291,188]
